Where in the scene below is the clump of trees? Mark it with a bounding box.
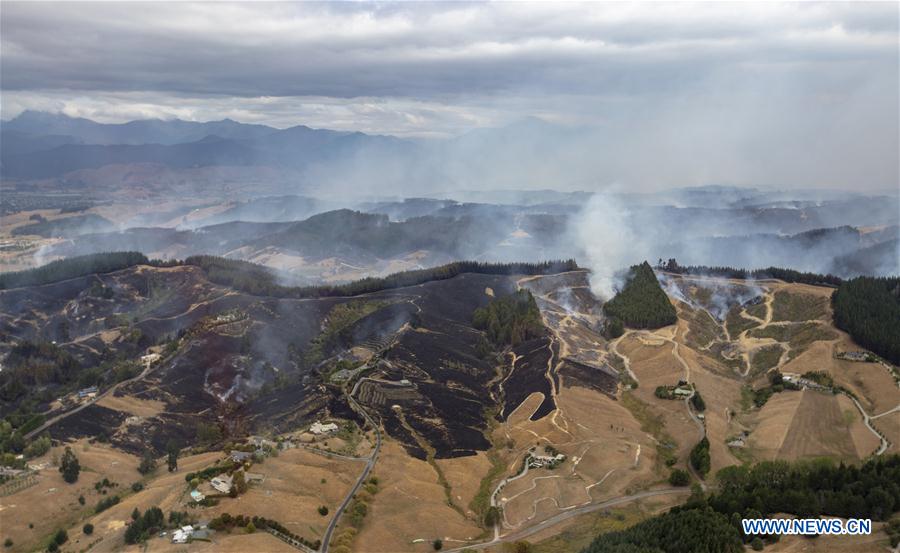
[669,468,690,486]
[0,341,81,403]
[580,506,743,553]
[124,507,165,544]
[195,422,223,445]
[0,251,149,289]
[167,440,179,472]
[602,317,624,339]
[603,262,677,329]
[138,450,157,475]
[183,462,231,483]
[45,529,68,552]
[483,506,502,527]
[656,259,843,287]
[709,455,900,523]
[585,454,900,552]
[473,290,544,347]
[330,475,381,552]
[187,256,579,299]
[229,471,248,497]
[95,495,120,513]
[59,446,80,483]
[690,391,706,412]
[689,437,711,478]
[832,276,900,365]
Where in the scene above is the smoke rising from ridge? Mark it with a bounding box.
[567,187,900,299]
[571,190,639,300]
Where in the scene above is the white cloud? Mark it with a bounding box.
[0,2,897,189]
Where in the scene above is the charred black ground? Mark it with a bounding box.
[0,260,608,460]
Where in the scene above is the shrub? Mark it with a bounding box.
[59,446,80,483]
[690,391,706,412]
[690,437,711,478]
[83,523,94,535]
[604,317,625,339]
[484,506,501,527]
[433,539,443,551]
[669,469,690,486]
[138,450,156,475]
[318,505,329,516]
[95,495,120,513]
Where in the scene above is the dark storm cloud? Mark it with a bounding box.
[2,2,896,98]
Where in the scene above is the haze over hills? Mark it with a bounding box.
[2,2,899,553]
[9,112,896,200]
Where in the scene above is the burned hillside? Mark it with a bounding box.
[0,259,604,459]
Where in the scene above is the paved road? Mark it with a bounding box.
[320,377,383,553]
[444,488,691,552]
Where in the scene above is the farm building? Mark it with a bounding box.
[248,436,276,448]
[230,451,253,463]
[77,386,99,399]
[310,421,339,435]
[210,474,233,494]
[172,525,194,544]
[528,453,566,468]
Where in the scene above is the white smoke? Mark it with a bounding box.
[571,189,647,301]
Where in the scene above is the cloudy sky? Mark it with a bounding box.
[1,1,898,190]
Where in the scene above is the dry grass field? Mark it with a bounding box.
[138,531,299,552]
[493,386,660,535]
[0,441,365,553]
[0,439,142,553]
[64,451,222,553]
[96,395,167,418]
[435,451,494,519]
[200,448,360,541]
[747,389,868,463]
[349,439,482,552]
[777,391,864,462]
